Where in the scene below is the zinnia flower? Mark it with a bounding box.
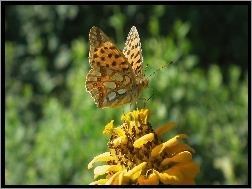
[88,109,200,185]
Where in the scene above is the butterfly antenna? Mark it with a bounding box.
[148,61,173,78]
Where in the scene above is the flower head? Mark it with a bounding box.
[88,109,200,185]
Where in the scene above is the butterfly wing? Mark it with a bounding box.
[86,26,136,108]
[122,26,144,79]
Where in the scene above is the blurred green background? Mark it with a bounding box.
[5,5,248,185]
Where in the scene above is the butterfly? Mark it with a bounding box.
[85,26,149,108]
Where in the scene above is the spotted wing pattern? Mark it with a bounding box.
[123,26,144,79]
[85,26,148,108]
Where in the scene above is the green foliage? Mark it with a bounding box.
[5,5,248,185]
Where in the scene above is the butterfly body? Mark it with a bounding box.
[86,26,148,108]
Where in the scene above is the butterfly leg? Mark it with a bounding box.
[135,101,139,110]
[143,88,154,108]
[122,106,125,115]
[129,102,134,111]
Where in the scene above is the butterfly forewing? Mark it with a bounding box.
[123,26,144,78]
[86,26,148,108]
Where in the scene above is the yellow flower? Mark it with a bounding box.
[88,109,200,185]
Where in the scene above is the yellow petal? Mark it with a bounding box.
[151,134,188,157]
[163,167,184,184]
[121,113,131,124]
[176,161,200,178]
[161,151,192,166]
[138,109,150,124]
[165,143,195,155]
[154,167,183,184]
[103,120,114,134]
[118,169,128,185]
[105,171,121,185]
[94,165,121,179]
[113,135,127,146]
[88,152,113,169]
[89,179,108,185]
[155,122,176,137]
[138,173,159,185]
[133,133,154,148]
[151,143,165,157]
[114,127,125,136]
[124,162,147,180]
